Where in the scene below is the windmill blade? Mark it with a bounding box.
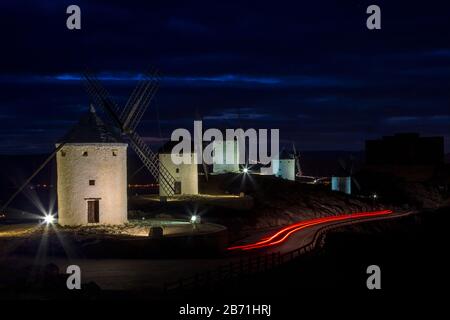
[122,69,161,132]
[0,143,65,215]
[128,131,176,196]
[127,74,160,132]
[352,176,361,191]
[83,73,176,196]
[348,155,355,176]
[201,154,209,181]
[338,157,347,173]
[120,68,154,121]
[292,142,302,176]
[195,107,209,182]
[83,72,124,130]
[0,119,83,214]
[129,164,146,181]
[84,71,123,118]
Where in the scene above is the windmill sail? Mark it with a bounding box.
[83,72,176,196]
[121,70,161,132]
[292,142,303,177]
[195,107,209,181]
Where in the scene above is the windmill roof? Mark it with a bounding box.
[276,149,294,160]
[58,105,124,144]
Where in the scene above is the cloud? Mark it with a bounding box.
[384,115,450,125]
[1,73,359,89]
[1,1,450,153]
[167,17,211,34]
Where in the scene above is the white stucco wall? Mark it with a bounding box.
[272,159,295,181]
[56,143,128,225]
[212,140,240,173]
[159,153,198,196]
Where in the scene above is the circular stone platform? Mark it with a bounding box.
[56,219,226,238]
[1,219,228,258]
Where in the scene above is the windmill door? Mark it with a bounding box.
[174,181,181,194]
[87,200,99,223]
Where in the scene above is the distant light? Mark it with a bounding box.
[43,213,55,225]
[372,193,378,199]
[190,215,200,224]
[243,168,249,173]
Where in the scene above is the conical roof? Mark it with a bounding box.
[278,149,294,160]
[159,139,195,154]
[58,105,123,143]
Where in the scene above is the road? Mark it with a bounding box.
[228,210,401,252]
[1,209,411,292]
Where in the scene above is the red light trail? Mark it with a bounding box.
[227,210,393,251]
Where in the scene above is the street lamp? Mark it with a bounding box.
[43,213,55,225]
[190,215,200,224]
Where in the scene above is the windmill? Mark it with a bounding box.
[332,155,361,194]
[0,68,177,217]
[82,70,177,196]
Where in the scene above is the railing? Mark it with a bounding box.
[163,208,407,293]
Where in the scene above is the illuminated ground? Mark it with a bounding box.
[131,193,253,210]
[0,219,225,239]
[0,223,40,237]
[0,208,412,294]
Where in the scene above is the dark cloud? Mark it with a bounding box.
[0,0,450,153]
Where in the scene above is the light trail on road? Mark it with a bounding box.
[227,210,393,251]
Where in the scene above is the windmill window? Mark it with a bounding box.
[61,151,66,157]
[112,150,118,156]
[82,151,88,157]
[89,180,95,186]
[176,168,180,173]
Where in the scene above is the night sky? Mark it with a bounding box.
[1,0,450,154]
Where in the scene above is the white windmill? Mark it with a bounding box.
[0,69,182,225]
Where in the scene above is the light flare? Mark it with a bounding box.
[227,210,392,251]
